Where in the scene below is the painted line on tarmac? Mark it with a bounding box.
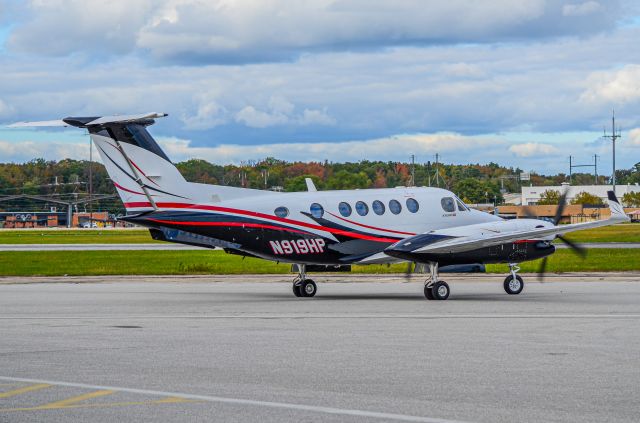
[0,314,639,320]
[0,376,472,423]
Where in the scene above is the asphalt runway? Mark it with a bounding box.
[1,275,640,423]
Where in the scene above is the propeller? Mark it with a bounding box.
[404,262,415,281]
[524,191,586,281]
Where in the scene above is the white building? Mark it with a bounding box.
[521,183,640,206]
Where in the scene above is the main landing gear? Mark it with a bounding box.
[503,263,524,295]
[292,264,317,298]
[423,262,450,301]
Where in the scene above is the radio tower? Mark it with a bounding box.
[603,110,621,190]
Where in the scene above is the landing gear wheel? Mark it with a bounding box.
[292,282,303,297]
[432,281,450,300]
[503,275,524,295]
[424,284,435,300]
[299,279,317,298]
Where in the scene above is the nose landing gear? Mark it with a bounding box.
[503,263,524,295]
[424,262,450,300]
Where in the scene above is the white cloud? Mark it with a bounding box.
[580,64,640,104]
[8,0,154,56]
[563,1,602,16]
[6,0,623,64]
[181,100,228,130]
[509,142,560,157]
[0,139,89,162]
[232,96,335,128]
[0,99,14,118]
[628,128,640,147]
[235,106,289,128]
[299,109,336,126]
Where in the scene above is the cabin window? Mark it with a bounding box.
[372,200,385,215]
[455,196,469,211]
[406,198,419,213]
[338,202,352,217]
[441,197,456,212]
[389,199,402,214]
[310,203,324,218]
[274,206,289,218]
[355,201,369,216]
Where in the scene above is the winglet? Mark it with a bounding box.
[607,191,629,222]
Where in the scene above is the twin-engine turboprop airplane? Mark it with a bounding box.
[10,113,629,300]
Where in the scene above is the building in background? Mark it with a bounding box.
[521,183,640,206]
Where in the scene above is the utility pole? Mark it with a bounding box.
[89,137,93,225]
[410,155,415,187]
[569,154,598,185]
[435,153,440,187]
[603,110,621,190]
[427,161,431,187]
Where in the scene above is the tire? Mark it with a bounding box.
[292,283,303,297]
[503,275,524,295]
[432,281,450,300]
[424,284,435,300]
[300,279,317,298]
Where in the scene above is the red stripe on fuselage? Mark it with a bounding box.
[146,219,312,235]
[126,201,400,243]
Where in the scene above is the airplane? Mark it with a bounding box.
[9,113,630,300]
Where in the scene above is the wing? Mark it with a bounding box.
[388,191,629,255]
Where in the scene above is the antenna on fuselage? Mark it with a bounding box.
[305,178,317,192]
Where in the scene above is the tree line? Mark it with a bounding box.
[1,158,639,212]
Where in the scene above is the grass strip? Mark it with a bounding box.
[0,249,638,277]
[0,230,156,244]
[561,223,640,243]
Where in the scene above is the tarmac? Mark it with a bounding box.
[1,275,640,422]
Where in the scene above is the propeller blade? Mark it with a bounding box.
[553,191,568,225]
[557,235,587,258]
[521,206,538,219]
[404,262,414,281]
[537,257,548,282]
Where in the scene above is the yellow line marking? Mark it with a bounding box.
[35,389,115,409]
[154,396,193,403]
[0,383,51,398]
[0,397,200,412]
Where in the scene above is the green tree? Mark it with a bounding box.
[537,189,561,205]
[453,178,503,204]
[325,170,371,190]
[284,175,325,192]
[571,191,603,206]
[622,192,640,207]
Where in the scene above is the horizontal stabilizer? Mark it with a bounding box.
[7,112,168,128]
[7,119,69,128]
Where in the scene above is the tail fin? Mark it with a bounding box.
[607,191,629,222]
[63,114,195,212]
[10,113,277,212]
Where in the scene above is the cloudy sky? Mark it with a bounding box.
[1,0,640,174]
